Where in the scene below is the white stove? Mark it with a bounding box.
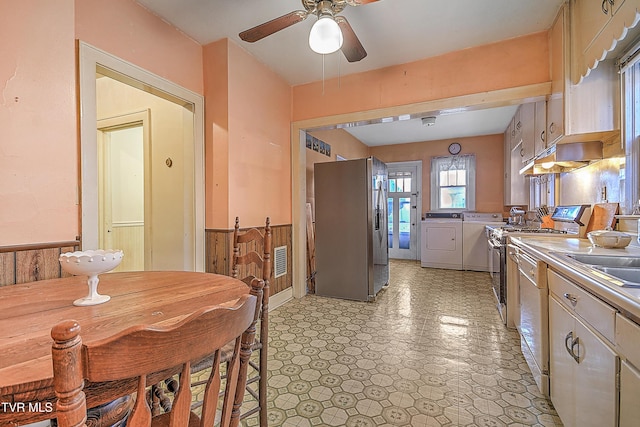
[486,204,590,325]
[463,212,504,272]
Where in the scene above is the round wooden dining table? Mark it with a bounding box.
[0,271,249,426]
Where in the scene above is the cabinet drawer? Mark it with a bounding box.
[616,314,640,368]
[518,251,538,284]
[548,269,616,343]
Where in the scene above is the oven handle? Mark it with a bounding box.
[488,239,502,250]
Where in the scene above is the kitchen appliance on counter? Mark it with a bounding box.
[314,157,389,301]
[462,212,504,272]
[550,204,592,236]
[421,212,463,270]
[508,207,525,225]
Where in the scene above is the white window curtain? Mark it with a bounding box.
[620,37,640,214]
[430,154,476,210]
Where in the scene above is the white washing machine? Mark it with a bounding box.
[421,212,463,270]
[462,212,504,272]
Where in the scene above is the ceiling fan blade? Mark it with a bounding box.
[335,16,367,62]
[239,11,308,43]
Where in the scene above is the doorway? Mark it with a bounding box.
[79,42,205,271]
[387,161,422,260]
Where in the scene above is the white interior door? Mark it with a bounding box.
[387,161,422,260]
[98,120,147,272]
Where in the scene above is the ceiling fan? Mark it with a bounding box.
[239,0,380,62]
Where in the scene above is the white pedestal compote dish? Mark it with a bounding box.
[59,249,124,306]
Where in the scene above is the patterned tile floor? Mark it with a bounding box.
[241,260,563,427]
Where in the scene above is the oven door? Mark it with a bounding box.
[488,238,506,323]
[488,238,501,287]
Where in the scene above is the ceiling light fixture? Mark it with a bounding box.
[541,161,556,169]
[309,10,343,54]
[422,116,437,126]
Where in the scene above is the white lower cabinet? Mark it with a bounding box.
[616,313,640,426]
[549,294,618,427]
[620,361,640,426]
[548,268,619,427]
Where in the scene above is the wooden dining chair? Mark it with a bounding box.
[230,216,271,427]
[51,293,258,427]
[191,217,271,426]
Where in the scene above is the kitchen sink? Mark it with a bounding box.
[556,253,640,288]
[565,254,640,268]
[593,266,640,284]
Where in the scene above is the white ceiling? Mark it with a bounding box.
[136,0,564,145]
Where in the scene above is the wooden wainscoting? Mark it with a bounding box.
[205,223,292,296]
[0,241,81,286]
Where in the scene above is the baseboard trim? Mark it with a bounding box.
[269,287,293,311]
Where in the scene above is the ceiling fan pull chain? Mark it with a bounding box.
[338,52,341,89]
[322,54,326,95]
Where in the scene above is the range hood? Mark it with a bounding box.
[520,140,604,175]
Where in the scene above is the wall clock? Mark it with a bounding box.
[448,142,461,155]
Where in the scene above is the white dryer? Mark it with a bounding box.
[421,212,463,270]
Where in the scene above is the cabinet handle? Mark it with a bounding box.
[602,0,609,14]
[570,336,581,363]
[540,130,545,142]
[563,292,577,305]
[564,331,581,363]
[565,331,574,356]
[549,122,555,134]
[520,147,524,157]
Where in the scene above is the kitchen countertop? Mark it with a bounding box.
[510,236,640,323]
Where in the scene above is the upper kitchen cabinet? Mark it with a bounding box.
[546,3,621,149]
[547,6,566,146]
[520,101,546,163]
[534,100,547,157]
[572,0,640,85]
[504,112,529,206]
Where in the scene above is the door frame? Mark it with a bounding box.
[387,161,422,260]
[78,41,205,271]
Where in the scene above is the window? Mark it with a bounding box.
[620,38,640,214]
[430,154,476,210]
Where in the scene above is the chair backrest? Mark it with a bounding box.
[52,294,258,427]
[232,217,272,286]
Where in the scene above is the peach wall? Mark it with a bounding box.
[203,40,230,229]
[204,39,292,229]
[292,32,549,121]
[228,41,291,228]
[75,0,203,95]
[370,134,505,214]
[0,1,77,245]
[0,0,205,247]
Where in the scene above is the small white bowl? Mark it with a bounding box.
[59,249,124,306]
[587,230,632,249]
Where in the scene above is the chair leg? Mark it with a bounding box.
[258,348,268,427]
[258,304,268,426]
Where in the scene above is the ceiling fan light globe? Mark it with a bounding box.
[309,16,343,54]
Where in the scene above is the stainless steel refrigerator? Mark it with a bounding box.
[314,157,389,301]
